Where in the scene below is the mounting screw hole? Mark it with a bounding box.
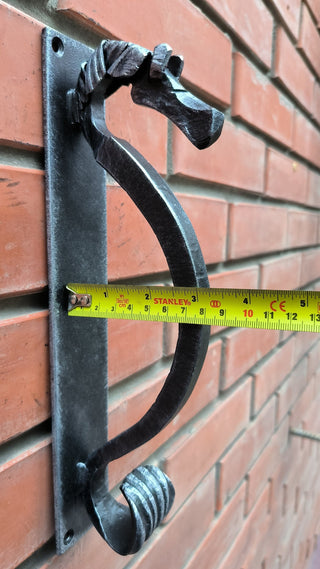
[52,36,64,57]
[63,529,74,545]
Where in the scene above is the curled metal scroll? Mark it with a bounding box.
[69,40,224,555]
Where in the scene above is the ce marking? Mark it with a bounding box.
[270,300,286,312]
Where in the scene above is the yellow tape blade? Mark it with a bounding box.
[66,284,320,333]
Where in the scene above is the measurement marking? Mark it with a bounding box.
[67,284,320,333]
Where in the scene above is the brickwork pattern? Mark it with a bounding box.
[1,1,320,568]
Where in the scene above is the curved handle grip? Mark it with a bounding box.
[70,39,223,555]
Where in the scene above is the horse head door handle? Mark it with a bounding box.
[68,39,224,555]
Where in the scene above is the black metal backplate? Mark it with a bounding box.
[42,28,108,553]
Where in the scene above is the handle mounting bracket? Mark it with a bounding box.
[43,29,108,553]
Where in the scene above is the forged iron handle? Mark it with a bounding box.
[69,39,223,555]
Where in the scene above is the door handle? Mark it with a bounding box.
[69,39,224,555]
[43,31,223,555]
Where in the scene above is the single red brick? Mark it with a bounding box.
[180,339,222,416]
[298,4,320,78]
[260,253,302,290]
[265,148,309,204]
[45,526,128,569]
[313,82,320,125]
[105,85,167,175]
[108,319,163,385]
[228,203,287,260]
[307,339,320,378]
[293,332,319,365]
[305,0,320,24]
[245,417,289,515]
[305,387,320,433]
[107,186,166,280]
[273,27,314,113]
[131,472,216,569]
[252,339,295,415]
[313,367,320,395]
[57,0,232,106]
[267,0,301,39]
[108,371,166,439]
[288,537,305,569]
[162,379,251,516]
[269,441,296,514]
[276,357,309,424]
[0,4,43,149]
[218,484,271,569]
[0,312,50,443]
[232,53,294,148]
[185,484,246,569]
[245,515,277,569]
[162,321,179,357]
[287,210,319,248]
[210,266,259,289]
[204,0,273,68]
[290,374,317,428]
[217,397,276,511]
[223,327,279,389]
[0,439,53,569]
[307,171,320,207]
[0,167,47,297]
[172,120,266,193]
[300,248,320,286]
[293,112,320,168]
[177,193,228,265]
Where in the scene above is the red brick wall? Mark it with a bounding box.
[1,1,320,568]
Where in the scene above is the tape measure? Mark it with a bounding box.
[67,284,320,333]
